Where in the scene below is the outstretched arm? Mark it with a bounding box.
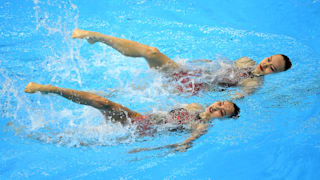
[232,77,262,99]
[24,82,142,124]
[129,122,208,153]
[72,29,179,70]
[174,122,208,151]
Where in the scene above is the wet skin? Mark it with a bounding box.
[205,101,235,119]
[253,54,286,76]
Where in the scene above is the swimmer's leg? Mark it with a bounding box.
[24,82,142,125]
[72,29,179,71]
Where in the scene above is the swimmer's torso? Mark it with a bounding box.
[169,57,262,93]
[131,108,201,134]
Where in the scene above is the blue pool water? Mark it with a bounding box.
[1,0,320,179]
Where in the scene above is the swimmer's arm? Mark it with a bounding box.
[72,29,179,70]
[128,123,208,153]
[232,86,256,99]
[175,123,208,152]
[232,78,261,99]
[24,82,142,119]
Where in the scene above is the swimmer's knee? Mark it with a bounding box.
[145,46,160,59]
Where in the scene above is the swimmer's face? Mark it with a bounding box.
[254,54,286,75]
[206,101,235,118]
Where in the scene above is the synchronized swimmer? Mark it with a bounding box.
[25,82,239,152]
[72,29,292,98]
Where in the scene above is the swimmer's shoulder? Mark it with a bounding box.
[186,103,204,113]
[234,56,256,68]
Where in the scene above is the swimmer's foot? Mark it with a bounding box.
[72,29,88,39]
[72,29,98,44]
[24,82,45,93]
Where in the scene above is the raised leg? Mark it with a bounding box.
[72,29,179,70]
[24,82,142,124]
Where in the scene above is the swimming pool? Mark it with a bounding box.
[1,0,320,179]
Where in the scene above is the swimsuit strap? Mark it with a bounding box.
[247,70,254,78]
[195,113,202,120]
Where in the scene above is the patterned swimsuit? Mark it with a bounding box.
[170,67,255,94]
[131,108,201,136]
[170,70,206,95]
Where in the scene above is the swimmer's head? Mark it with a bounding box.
[253,54,292,76]
[205,101,240,119]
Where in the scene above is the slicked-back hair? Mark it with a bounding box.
[280,54,292,71]
[230,103,240,119]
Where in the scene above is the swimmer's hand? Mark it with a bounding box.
[174,143,191,152]
[72,29,97,44]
